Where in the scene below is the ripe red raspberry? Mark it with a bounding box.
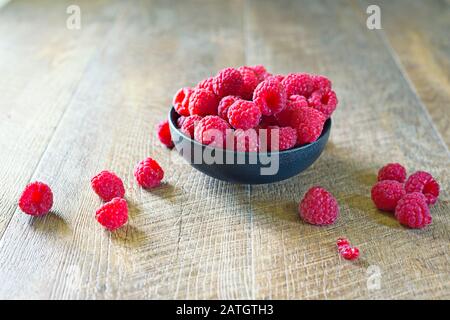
[404,171,440,205]
[312,75,332,91]
[180,115,202,138]
[377,163,407,183]
[287,95,308,109]
[172,87,193,117]
[18,181,53,216]
[91,170,125,202]
[299,187,339,225]
[217,95,240,122]
[371,180,406,212]
[157,120,174,148]
[238,66,258,100]
[253,78,287,116]
[196,77,215,92]
[248,65,269,82]
[134,157,164,189]
[276,106,326,145]
[395,192,432,229]
[340,246,360,260]
[95,197,128,231]
[336,237,350,248]
[281,73,314,97]
[212,67,243,98]
[232,129,259,152]
[194,115,231,148]
[227,100,262,130]
[188,88,218,116]
[308,89,338,118]
[259,126,297,151]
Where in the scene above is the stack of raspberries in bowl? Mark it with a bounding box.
[171,65,338,152]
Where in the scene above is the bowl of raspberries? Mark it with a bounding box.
[168,65,337,184]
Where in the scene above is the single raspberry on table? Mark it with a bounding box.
[180,115,202,138]
[253,77,287,116]
[157,120,174,148]
[134,157,164,189]
[276,106,326,145]
[217,95,240,122]
[395,192,432,229]
[404,171,440,205]
[238,66,258,100]
[340,246,360,260]
[308,89,338,118]
[377,163,407,183]
[312,75,332,91]
[194,115,231,148]
[91,170,125,202]
[287,95,308,109]
[95,197,128,231]
[232,129,259,152]
[188,88,219,116]
[281,73,314,97]
[196,77,215,92]
[299,186,339,225]
[371,180,406,212]
[259,126,297,151]
[18,181,53,216]
[227,100,262,130]
[172,87,193,117]
[212,67,243,98]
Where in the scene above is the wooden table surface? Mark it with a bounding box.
[0,0,449,300]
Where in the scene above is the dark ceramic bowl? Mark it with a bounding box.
[168,107,331,184]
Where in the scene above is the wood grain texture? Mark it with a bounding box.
[365,0,450,146]
[0,0,448,299]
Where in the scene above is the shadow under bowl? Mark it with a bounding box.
[168,107,331,184]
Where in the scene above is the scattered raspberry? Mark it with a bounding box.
[299,187,339,225]
[95,197,128,231]
[340,246,360,261]
[194,115,231,148]
[281,73,314,97]
[238,66,258,100]
[91,170,125,202]
[176,116,186,128]
[212,67,243,98]
[377,163,407,183]
[287,95,308,109]
[157,120,174,148]
[18,181,53,216]
[312,75,332,91]
[395,192,432,229]
[196,77,215,92]
[253,77,287,116]
[172,87,193,117]
[336,237,350,248]
[217,95,240,122]
[404,171,440,205]
[248,65,269,82]
[259,126,297,151]
[276,106,326,145]
[188,88,218,116]
[227,100,262,130]
[308,89,338,118]
[371,180,406,212]
[232,129,259,152]
[134,157,164,189]
[180,115,202,138]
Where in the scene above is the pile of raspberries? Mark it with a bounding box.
[371,163,440,229]
[165,65,338,151]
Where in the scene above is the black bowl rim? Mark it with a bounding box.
[168,107,332,156]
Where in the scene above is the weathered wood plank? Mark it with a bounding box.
[364,0,450,146]
[0,0,252,299]
[246,0,449,299]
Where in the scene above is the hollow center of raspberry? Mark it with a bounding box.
[31,190,42,203]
